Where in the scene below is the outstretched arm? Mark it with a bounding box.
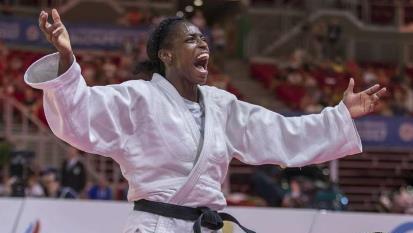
[25,9,150,157]
[226,80,386,167]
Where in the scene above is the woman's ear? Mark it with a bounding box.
[158,49,172,66]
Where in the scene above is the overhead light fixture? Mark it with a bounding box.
[176,11,184,17]
[194,0,203,7]
[185,5,194,13]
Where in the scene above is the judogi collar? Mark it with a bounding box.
[151,73,205,162]
[150,73,212,205]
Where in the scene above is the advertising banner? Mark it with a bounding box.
[0,16,149,50]
[355,116,413,150]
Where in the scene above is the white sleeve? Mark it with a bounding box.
[226,98,362,167]
[24,53,148,157]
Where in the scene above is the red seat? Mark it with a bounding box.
[250,63,278,89]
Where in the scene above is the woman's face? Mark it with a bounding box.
[163,22,210,85]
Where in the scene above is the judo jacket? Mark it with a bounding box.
[24,53,362,233]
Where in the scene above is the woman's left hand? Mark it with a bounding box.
[343,78,387,118]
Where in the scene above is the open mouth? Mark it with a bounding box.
[193,53,209,75]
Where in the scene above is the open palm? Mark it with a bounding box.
[343,78,387,118]
[38,9,72,56]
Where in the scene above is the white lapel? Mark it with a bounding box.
[150,74,212,205]
[168,86,212,205]
[151,73,201,147]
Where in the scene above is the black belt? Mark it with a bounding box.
[134,199,256,233]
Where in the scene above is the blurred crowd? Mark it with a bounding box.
[0,140,128,201]
[251,49,413,116]
[379,187,413,214]
[379,174,413,214]
[227,163,413,214]
[250,0,413,27]
[227,165,349,211]
[248,11,412,116]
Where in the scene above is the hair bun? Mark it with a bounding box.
[134,17,185,77]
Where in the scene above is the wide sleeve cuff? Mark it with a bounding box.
[337,101,363,155]
[24,52,79,90]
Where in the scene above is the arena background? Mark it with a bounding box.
[0,0,412,232]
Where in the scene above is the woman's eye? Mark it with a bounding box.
[185,38,195,42]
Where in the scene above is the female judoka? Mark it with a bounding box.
[24,9,386,233]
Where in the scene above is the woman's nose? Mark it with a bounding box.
[197,38,208,49]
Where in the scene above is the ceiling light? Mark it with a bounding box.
[194,0,203,7]
[176,11,184,17]
[185,5,194,13]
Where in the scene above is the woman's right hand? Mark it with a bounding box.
[38,9,72,57]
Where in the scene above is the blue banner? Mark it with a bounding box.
[355,116,413,150]
[0,16,150,50]
[283,111,413,150]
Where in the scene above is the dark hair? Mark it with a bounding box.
[133,17,185,77]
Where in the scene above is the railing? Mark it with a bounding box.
[0,94,50,155]
[0,93,78,170]
[245,8,307,57]
[251,9,405,61]
[0,94,121,186]
[249,0,413,27]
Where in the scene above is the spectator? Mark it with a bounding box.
[377,99,393,116]
[102,57,117,82]
[42,169,77,199]
[250,165,285,207]
[282,177,310,208]
[25,173,45,197]
[288,49,306,69]
[362,67,378,87]
[23,88,38,109]
[211,23,226,52]
[126,9,144,26]
[380,187,413,214]
[207,74,230,90]
[0,174,7,196]
[300,92,323,113]
[60,147,87,196]
[191,10,207,31]
[390,87,409,115]
[405,82,413,113]
[325,19,342,59]
[314,182,347,210]
[88,176,112,200]
[211,23,227,64]
[3,176,15,196]
[114,177,128,201]
[310,21,327,61]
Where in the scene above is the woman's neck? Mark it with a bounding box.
[166,74,198,102]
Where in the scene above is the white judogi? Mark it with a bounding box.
[24,53,362,233]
